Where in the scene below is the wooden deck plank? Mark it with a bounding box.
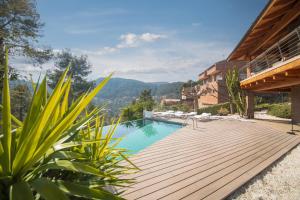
[123,132,286,192]
[129,127,274,162]
[121,130,281,181]
[119,120,300,200]
[132,121,254,154]
[181,137,300,200]
[127,126,278,167]
[131,128,246,157]
[203,138,300,200]
[123,134,292,199]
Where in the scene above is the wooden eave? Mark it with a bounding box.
[227,0,300,61]
[240,57,300,91]
[198,72,208,80]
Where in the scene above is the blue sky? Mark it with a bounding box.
[28,0,268,82]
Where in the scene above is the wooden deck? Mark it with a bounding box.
[120,119,300,200]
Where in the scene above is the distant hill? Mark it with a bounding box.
[10,77,184,116]
[94,77,184,115]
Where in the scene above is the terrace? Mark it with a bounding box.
[119,118,300,200]
[239,25,300,92]
[227,0,300,122]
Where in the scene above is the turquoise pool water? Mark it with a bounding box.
[104,119,183,153]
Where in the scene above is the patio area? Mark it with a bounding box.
[120,118,300,200]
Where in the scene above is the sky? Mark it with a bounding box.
[17,0,268,82]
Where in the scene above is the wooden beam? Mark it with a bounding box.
[241,58,300,86]
[251,25,273,33]
[249,0,300,55]
[254,79,300,91]
[285,69,300,77]
[263,78,277,83]
[263,4,291,20]
[272,0,295,11]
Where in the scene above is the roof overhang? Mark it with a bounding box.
[228,0,300,61]
[240,56,300,92]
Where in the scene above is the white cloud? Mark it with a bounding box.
[11,33,232,83]
[140,33,166,42]
[92,32,166,55]
[118,33,138,48]
[117,33,166,48]
[75,39,231,82]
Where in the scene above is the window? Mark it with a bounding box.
[216,73,223,81]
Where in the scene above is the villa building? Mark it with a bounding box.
[197,60,246,108]
[227,0,300,123]
[160,97,180,106]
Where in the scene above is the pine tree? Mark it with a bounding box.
[0,0,52,91]
[48,50,94,98]
[11,84,31,120]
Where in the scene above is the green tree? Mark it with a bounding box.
[0,0,52,71]
[122,89,155,121]
[10,83,31,120]
[182,80,199,88]
[0,50,135,200]
[138,89,155,110]
[48,50,94,98]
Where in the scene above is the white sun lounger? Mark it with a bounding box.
[158,110,175,118]
[192,113,212,128]
[174,111,186,118]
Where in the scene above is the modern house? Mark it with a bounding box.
[227,0,300,123]
[197,60,246,108]
[160,97,181,106]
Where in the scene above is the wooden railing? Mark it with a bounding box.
[240,25,300,80]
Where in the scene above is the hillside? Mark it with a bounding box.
[10,78,183,116]
[94,78,183,115]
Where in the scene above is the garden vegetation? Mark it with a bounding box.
[0,49,137,200]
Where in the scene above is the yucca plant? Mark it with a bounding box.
[0,48,136,200]
[225,67,246,116]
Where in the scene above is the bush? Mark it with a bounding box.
[255,103,272,111]
[0,49,135,199]
[155,103,190,112]
[267,103,291,119]
[197,102,231,115]
[218,107,230,116]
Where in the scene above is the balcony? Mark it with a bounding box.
[240,25,300,92]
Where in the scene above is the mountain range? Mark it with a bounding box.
[93,78,184,115]
[10,78,184,116]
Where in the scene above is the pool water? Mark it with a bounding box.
[104,119,183,153]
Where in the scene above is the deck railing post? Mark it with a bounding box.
[277,43,284,61]
[296,28,300,40]
[265,52,270,69]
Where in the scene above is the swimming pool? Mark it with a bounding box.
[104,119,183,153]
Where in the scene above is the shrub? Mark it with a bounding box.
[121,90,155,121]
[154,103,190,112]
[197,102,231,115]
[255,103,272,111]
[0,49,135,199]
[218,107,230,116]
[267,103,291,119]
